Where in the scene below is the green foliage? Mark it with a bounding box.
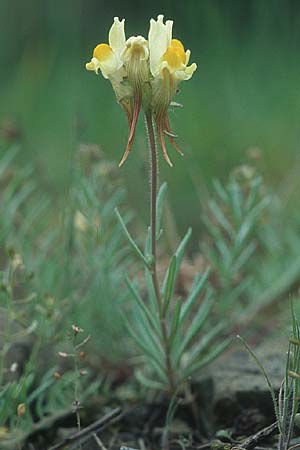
[0,368,100,449]
[0,147,51,248]
[1,0,300,230]
[0,147,130,438]
[119,166,300,393]
[238,300,300,450]
[119,183,229,392]
[0,148,65,437]
[202,169,270,313]
[1,2,300,443]
[201,168,300,328]
[1,141,300,442]
[66,155,132,361]
[278,302,300,450]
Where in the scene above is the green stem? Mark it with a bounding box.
[72,335,82,450]
[145,112,175,394]
[0,261,14,387]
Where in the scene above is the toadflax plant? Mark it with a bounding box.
[86,15,229,394]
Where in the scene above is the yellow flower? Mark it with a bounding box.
[123,36,149,70]
[85,17,133,125]
[85,17,126,80]
[86,15,197,168]
[149,15,196,82]
[86,20,151,167]
[148,15,197,166]
[118,35,150,166]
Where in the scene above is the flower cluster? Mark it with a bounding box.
[86,15,197,167]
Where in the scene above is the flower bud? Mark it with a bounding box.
[17,403,26,417]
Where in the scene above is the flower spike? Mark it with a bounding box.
[86,14,196,167]
[148,15,196,165]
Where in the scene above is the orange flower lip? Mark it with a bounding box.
[171,38,185,51]
[93,43,113,61]
[163,45,186,70]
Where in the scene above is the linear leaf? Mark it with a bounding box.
[236,197,269,246]
[162,228,192,296]
[123,314,166,380]
[245,176,262,212]
[174,290,213,364]
[135,369,166,390]
[156,182,167,239]
[209,199,234,237]
[181,337,232,380]
[173,227,192,274]
[144,267,157,314]
[228,179,242,224]
[144,226,151,258]
[115,208,149,268]
[168,299,182,349]
[125,277,161,336]
[133,306,165,361]
[212,178,229,203]
[0,146,19,178]
[231,241,256,274]
[215,239,232,266]
[162,255,177,315]
[181,268,210,322]
[188,321,226,364]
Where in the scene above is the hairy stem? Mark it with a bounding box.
[145,112,175,394]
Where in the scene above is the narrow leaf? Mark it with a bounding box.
[245,176,262,212]
[156,182,167,239]
[135,369,166,390]
[162,228,192,296]
[236,197,269,246]
[228,179,243,224]
[168,299,182,348]
[209,199,234,237]
[0,147,19,178]
[174,290,213,364]
[162,255,177,315]
[231,241,256,274]
[115,208,149,268]
[181,268,210,322]
[144,226,151,258]
[123,314,166,380]
[145,266,157,313]
[133,306,165,361]
[125,277,161,336]
[181,337,232,380]
[212,178,229,203]
[188,321,226,364]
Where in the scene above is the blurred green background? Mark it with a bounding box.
[1,0,300,234]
